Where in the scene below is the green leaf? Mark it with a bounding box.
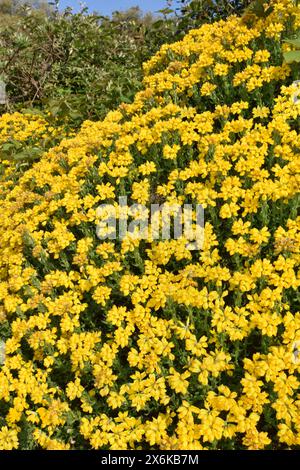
[13,148,43,162]
[1,142,15,152]
[244,0,274,18]
[284,38,300,49]
[283,50,300,63]
[157,8,174,15]
[283,32,300,49]
[120,95,132,104]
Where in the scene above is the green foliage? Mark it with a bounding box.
[0,1,258,129]
[283,50,300,62]
[243,0,274,18]
[0,4,178,127]
[283,32,300,63]
[174,0,253,34]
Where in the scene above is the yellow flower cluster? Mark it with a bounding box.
[0,0,299,450]
[0,112,52,144]
[0,112,67,198]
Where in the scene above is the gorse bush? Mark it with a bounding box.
[0,0,300,450]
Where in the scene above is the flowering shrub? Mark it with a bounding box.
[0,0,300,450]
[0,112,70,198]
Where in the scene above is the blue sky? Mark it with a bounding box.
[59,1,170,16]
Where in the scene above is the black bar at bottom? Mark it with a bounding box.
[0,450,299,466]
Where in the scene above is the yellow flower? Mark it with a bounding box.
[163,144,180,160]
[138,161,156,175]
[66,378,84,401]
[168,368,191,394]
[252,106,270,119]
[145,414,168,446]
[131,179,150,204]
[0,426,19,450]
[200,82,217,96]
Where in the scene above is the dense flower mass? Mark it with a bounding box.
[0,0,300,450]
[0,112,68,199]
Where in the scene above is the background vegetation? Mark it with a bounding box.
[0,0,253,127]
